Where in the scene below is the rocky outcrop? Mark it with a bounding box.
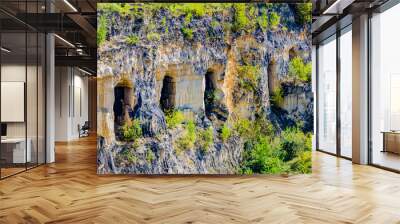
[97,3,312,174]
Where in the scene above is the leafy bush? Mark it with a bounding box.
[269,12,280,29]
[165,110,185,129]
[126,35,139,45]
[181,27,194,40]
[124,150,138,163]
[184,12,192,25]
[146,150,155,163]
[233,4,253,33]
[122,119,142,142]
[147,32,160,41]
[220,124,231,142]
[270,86,284,108]
[279,127,312,162]
[97,15,107,46]
[238,116,312,174]
[237,65,260,91]
[198,127,214,151]
[289,150,312,173]
[257,10,269,32]
[288,56,312,82]
[241,136,289,174]
[176,120,197,152]
[296,3,312,24]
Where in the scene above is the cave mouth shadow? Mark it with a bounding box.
[160,75,176,112]
[204,71,217,119]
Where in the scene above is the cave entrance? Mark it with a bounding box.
[289,48,297,60]
[204,71,217,118]
[114,85,132,125]
[268,59,278,95]
[160,75,176,112]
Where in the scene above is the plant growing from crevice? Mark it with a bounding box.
[220,123,231,143]
[165,109,185,129]
[97,15,108,46]
[270,86,284,108]
[126,34,139,45]
[122,119,142,142]
[288,56,312,82]
[198,127,214,152]
[176,120,197,153]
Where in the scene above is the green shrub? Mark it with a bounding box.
[237,65,260,91]
[220,124,231,142]
[240,136,290,174]
[126,35,139,45]
[122,119,142,142]
[165,110,185,129]
[279,127,312,162]
[176,120,197,152]
[296,3,312,24]
[146,150,155,163]
[147,32,160,41]
[233,4,253,33]
[124,150,138,164]
[184,12,192,25]
[97,15,107,46]
[270,86,284,108]
[181,27,194,40]
[289,150,312,173]
[198,127,214,151]
[257,12,268,32]
[269,12,280,29]
[288,56,312,82]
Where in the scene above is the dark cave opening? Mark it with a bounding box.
[113,86,132,125]
[204,71,216,118]
[268,59,278,95]
[160,75,176,112]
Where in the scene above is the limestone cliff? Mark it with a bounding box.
[97,3,313,174]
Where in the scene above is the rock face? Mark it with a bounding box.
[97,3,313,174]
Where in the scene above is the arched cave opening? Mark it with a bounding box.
[268,59,278,95]
[289,47,297,60]
[160,75,176,112]
[113,85,132,125]
[204,71,217,119]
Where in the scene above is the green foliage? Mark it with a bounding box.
[124,150,138,163]
[257,9,269,32]
[269,12,280,29]
[220,124,231,143]
[147,32,160,42]
[184,12,193,25]
[146,150,155,163]
[211,20,220,29]
[161,17,169,34]
[289,150,312,173]
[165,110,185,129]
[237,65,260,92]
[198,127,214,151]
[181,27,194,40]
[279,127,312,162]
[233,4,254,33]
[270,86,284,108]
[97,15,107,46]
[241,136,289,174]
[296,3,312,24]
[176,120,197,152]
[122,119,142,142]
[237,117,312,174]
[289,56,312,82]
[126,34,139,45]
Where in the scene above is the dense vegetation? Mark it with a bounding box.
[97,3,311,47]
